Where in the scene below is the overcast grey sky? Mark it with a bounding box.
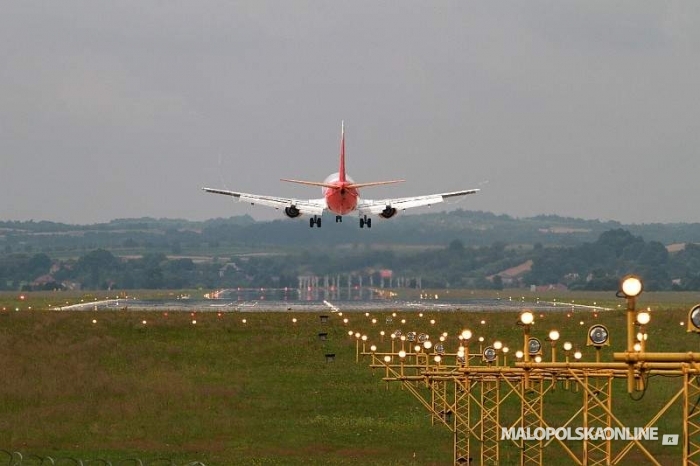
[1,2,699,225]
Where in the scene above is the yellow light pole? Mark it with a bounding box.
[493,340,503,366]
[460,329,472,367]
[519,311,534,363]
[423,339,433,367]
[587,324,610,363]
[383,355,391,379]
[398,349,406,377]
[562,341,573,363]
[619,275,643,393]
[547,329,560,362]
[519,310,534,388]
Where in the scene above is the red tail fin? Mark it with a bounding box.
[339,121,346,183]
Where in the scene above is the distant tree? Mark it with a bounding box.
[76,249,120,289]
[492,275,504,290]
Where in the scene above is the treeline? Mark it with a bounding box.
[0,240,527,291]
[4,211,700,256]
[525,229,699,291]
[2,228,699,292]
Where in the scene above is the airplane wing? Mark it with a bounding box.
[201,188,326,216]
[357,189,480,216]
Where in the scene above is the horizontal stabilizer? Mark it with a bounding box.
[346,180,405,189]
[280,178,339,189]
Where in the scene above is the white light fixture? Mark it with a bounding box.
[621,275,643,297]
[520,311,534,325]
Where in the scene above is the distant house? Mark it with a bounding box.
[487,260,533,286]
[532,284,569,292]
[31,274,56,288]
[31,274,73,290]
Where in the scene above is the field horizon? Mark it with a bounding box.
[0,289,698,465]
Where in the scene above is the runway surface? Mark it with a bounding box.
[56,292,611,313]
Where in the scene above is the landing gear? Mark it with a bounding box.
[335,216,343,223]
[309,216,322,228]
[359,215,372,229]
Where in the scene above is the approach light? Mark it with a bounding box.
[423,340,433,350]
[636,310,651,326]
[563,341,573,352]
[483,346,497,363]
[398,350,407,359]
[461,329,472,340]
[528,337,542,356]
[493,340,503,351]
[688,304,700,333]
[574,350,582,360]
[520,311,534,326]
[548,330,560,342]
[384,355,391,363]
[620,275,643,298]
[515,350,524,360]
[587,324,610,347]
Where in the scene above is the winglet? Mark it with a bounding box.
[339,121,346,183]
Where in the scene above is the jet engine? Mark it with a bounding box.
[284,206,301,218]
[379,206,397,219]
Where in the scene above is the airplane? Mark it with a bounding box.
[202,122,480,228]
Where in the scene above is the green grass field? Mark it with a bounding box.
[0,290,699,465]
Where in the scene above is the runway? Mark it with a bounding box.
[55,295,612,313]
